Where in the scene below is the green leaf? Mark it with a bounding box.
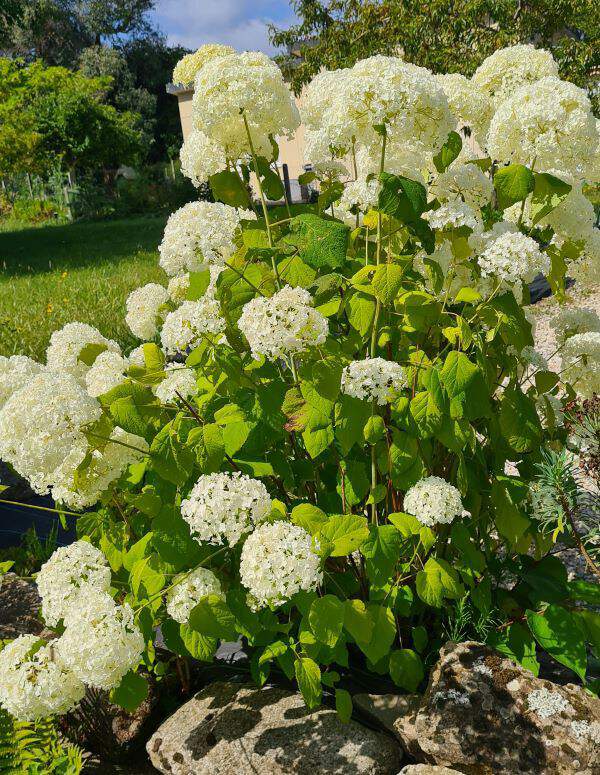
[360,525,404,586]
[109,671,148,713]
[530,173,572,226]
[335,395,372,454]
[491,476,530,547]
[450,523,485,572]
[318,514,369,556]
[488,622,539,676]
[439,351,490,420]
[344,599,374,644]
[378,172,427,223]
[337,460,369,506]
[302,425,334,458]
[389,649,424,691]
[364,415,386,444]
[277,255,317,289]
[130,555,165,602]
[372,263,404,306]
[335,688,353,723]
[347,292,376,336]
[150,420,195,486]
[416,557,464,607]
[526,605,587,682]
[412,625,428,653]
[433,131,462,173]
[179,624,218,661]
[256,156,284,200]
[385,430,425,490]
[295,657,322,710]
[188,594,237,640]
[309,595,345,647]
[209,169,251,208]
[78,341,108,367]
[388,511,422,537]
[289,213,349,269]
[454,287,482,304]
[143,343,165,373]
[356,604,396,663]
[499,386,542,453]
[494,164,534,210]
[318,181,344,211]
[186,270,212,300]
[110,395,149,437]
[569,580,600,606]
[291,503,329,535]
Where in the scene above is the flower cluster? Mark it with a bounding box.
[430,160,494,209]
[172,43,234,86]
[424,200,481,232]
[238,285,328,361]
[561,332,600,399]
[181,472,272,546]
[160,297,226,355]
[166,567,222,624]
[341,358,406,405]
[192,51,299,161]
[125,283,170,340]
[179,129,227,187]
[404,476,463,527]
[85,350,129,397]
[159,201,255,277]
[36,541,112,627]
[476,229,550,285]
[0,372,101,496]
[57,589,144,691]
[551,307,600,348]
[0,354,43,409]
[46,322,120,381]
[52,427,148,510]
[240,521,322,610]
[0,636,85,721]
[435,73,492,144]
[154,365,198,404]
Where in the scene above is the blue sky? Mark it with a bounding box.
[150,0,297,54]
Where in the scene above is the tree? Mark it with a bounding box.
[270,0,599,110]
[4,0,155,65]
[0,58,143,176]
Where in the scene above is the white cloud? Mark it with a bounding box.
[151,0,296,54]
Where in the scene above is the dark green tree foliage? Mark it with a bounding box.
[271,0,599,110]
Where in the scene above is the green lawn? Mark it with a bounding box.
[0,216,168,361]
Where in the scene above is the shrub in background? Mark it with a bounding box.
[0,43,599,728]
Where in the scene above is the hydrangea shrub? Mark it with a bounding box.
[0,43,599,722]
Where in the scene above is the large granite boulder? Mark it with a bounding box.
[399,767,462,774]
[147,681,402,774]
[394,641,600,774]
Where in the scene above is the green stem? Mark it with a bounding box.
[224,260,267,296]
[241,111,280,287]
[0,497,80,519]
[86,431,147,455]
[370,130,387,358]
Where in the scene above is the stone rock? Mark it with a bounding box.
[147,681,403,774]
[354,693,419,739]
[399,767,462,774]
[394,641,600,774]
[0,573,53,640]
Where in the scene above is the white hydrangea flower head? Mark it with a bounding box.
[125,283,170,341]
[569,230,600,289]
[341,358,406,405]
[301,69,356,154]
[85,351,129,398]
[154,364,197,404]
[46,322,120,381]
[561,332,600,399]
[430,161,494,209]
[239,521,323,610]
[52,427,148,511]
[0,372,101,496]
[36,541,112,627]
[57,590,144,691]
[0,355,43,409]
[179,129,227,186]
[172,43,235,86]
[519,346,549,373]
[160,297,226,355]
[167,273,190,303]
[166,567,222,624]
[477,230,550,285]
[181,471,272,546]
[537,183,597,244]
[435,73,492,142]
[486,77,598,179]
[403,476,463,527]
[303,128,350,178]
[352,142,427,188]
[159,201,255,277]
[551,307,600,348]
[424,200,481,231]
[335,178,380,223]
[472,44,559,107]
[0,635,85,721]
[238,285,328,361]
[527,688,573,718]
[193,51,300,160]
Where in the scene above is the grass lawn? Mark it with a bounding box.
[0,216,168,361]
